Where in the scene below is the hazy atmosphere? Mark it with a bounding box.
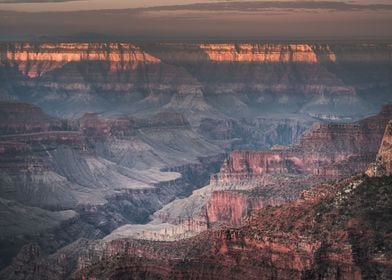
[1,0,392,40]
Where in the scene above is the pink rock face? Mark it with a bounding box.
[206,191,248,226]
[6,43,161,78]
[216,150,303,183]
[2,43,203,96]
[199,44,321,63]
[206,191,273,226]
[377,121,392,175]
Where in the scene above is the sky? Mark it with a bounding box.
[0,0,211,12]
[0,0,391,41]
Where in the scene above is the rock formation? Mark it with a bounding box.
[73,164,392,280]
[5,43,160,78]
[0,101,226,270]
[194,105,392,227]
[366,120,392,177]
[66,118,392,280]
[127,105,392,239]
[0,102,64,134]
[376,120,392,175]
[199,43,320,63]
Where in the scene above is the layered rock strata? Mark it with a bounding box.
[199,43,320,63]
[66,121,392,279]
[2,42,391,120]
[73,168,392,279]
[5,43,160,78]
[0,102,226,270]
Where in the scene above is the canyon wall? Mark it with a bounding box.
[4,43,160,78]
[205,191,275,226]
[199,43,321,63]
[1,42,391,120]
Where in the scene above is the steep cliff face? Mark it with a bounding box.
[199,44,321,63]
[5,43,160,78]
[205,191,271,226]
[377,121,392,175]
[215,149,301,183]
[206,191,249,226]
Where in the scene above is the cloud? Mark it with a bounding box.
[0,0,78,3]
[0,1,391,41]
[1,1,392,12]
[138,1,392,12]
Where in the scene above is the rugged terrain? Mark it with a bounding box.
[73,120,392,280]
[0,41,391,278]
[0,99,312,270]
[0,101,226,270]
[135,105,392,238]
[73,175,392,280]
[2,105,391,280]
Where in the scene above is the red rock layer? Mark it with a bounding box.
[199,43,321,63]
[205,190,284,226]
[5,43,160,78]
[377,120,392,175]
[2,43,203,96]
